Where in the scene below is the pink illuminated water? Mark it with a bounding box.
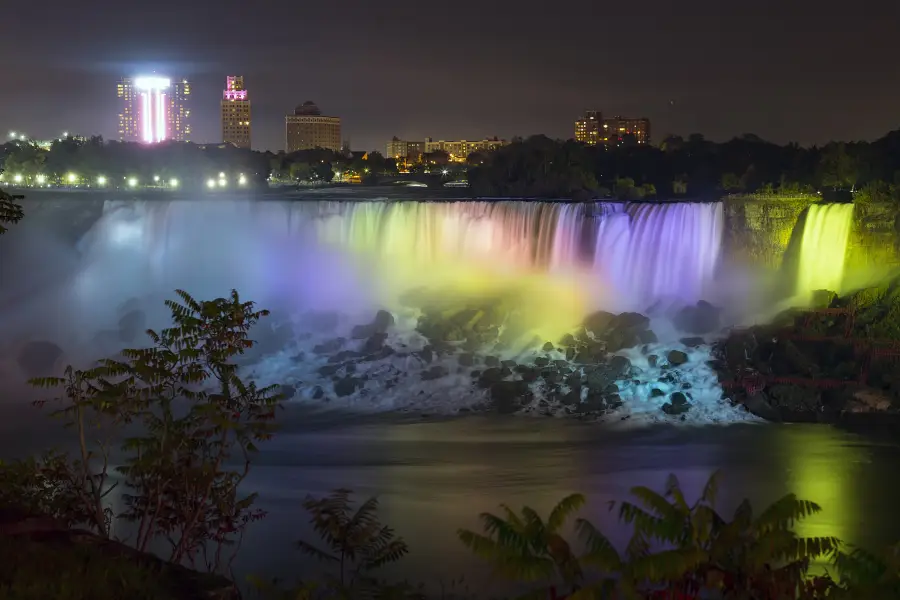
[75,200,725,316]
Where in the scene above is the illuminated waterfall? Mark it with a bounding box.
[795,203,854,298]
[80,199,727,318]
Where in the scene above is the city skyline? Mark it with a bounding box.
[1,0,898,152]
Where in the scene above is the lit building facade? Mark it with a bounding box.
[575,110,651,146]
[386,137,426,161]
[285,101,341,152]
[422,137,507,161]
[575,110,604,145]
[221,76,251,149]
[117,76,191,143]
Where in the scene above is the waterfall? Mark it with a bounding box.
[795,203,854,298]
[75,199,726,317]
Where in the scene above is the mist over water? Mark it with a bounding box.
[0,193,866,419]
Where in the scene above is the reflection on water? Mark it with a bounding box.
[231,416,900,588]
[1,409,898,590]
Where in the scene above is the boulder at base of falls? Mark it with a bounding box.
[661,391,692,416]
[351,310,395,339]
[711,274,900,423]
[16,341,64,379]
[673,300,722,335]
[117,309,147,342]
[490,380,532,414]
[581,311,653,352]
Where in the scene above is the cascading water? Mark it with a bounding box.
[795,203,854,299]
[76,199,726,316]
[2,196,761,425]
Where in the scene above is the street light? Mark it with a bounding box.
[97,176,107,186]
[8,131,15,139]
[66,173,77,184]
[36,174,46,185]
[153,175,160,183]
[127,177,138,188]
[238,174,247,185]
[169,178,179,188]
[13,174,22,183]
[206,179,216,189]
[218,178,227,187]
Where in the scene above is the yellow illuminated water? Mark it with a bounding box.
[796,203,854,299]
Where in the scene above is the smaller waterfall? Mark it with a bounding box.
[795,203,854,298]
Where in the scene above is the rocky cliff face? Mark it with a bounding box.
[712,279,900,424]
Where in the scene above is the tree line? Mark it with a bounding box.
[3,129,900,200]
[468,130,900,201]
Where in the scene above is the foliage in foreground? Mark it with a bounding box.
[0,187,24,235]
[251,475,900,600]
[1,285,283,577]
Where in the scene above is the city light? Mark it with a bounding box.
[62,131,69,138]
[8,131,15,139]
[442,169,449,175]
[36,175,46,184]
[206,179,216,189]
[153,175,160,182]
[238,174,247,185]
[169,178,179,187]
[127,177,138,187]
[134,75,171,144]
[66,173,77,183]
[219,172,225,178]
[13,174,22,183]
[218,178,227,187]
[97,176,107,186]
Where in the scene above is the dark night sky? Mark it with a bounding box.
[1,0,898,152]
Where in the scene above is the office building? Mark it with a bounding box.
[422,137,507,161]
[605,116,651,145]
[386,137,426,161]
[117,76,191,143]
[575,110,651,146]
[221,76,251,149]
[285,101,341,152]
[575,110,604,145]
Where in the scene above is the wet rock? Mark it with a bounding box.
[533,356,550,367]
[484,355,500,367]
[638,330,658,345]
[767,384,822,421]
[662,391,692,415]
[679,337,705,348]
[351,309,395,339]
[667,350,689,366]
[583,311,617,336]
[490,380,531,414]
[647,355,658,368]
[421,365,449,381]
[458,353,475,367]
[16,341,64,379]
[362,332,388,354]
[477,367,506,388]
[328,350,363,363]
[542,341,555,352]
[501,359,517,369]
[312,385,325,400]
[333,377,361,397]
[279,384,297,400]
[743,391,781,421]
[117,309,146,342]
[673,300,721,335]
[650,388,666,398]
[608,355,632,378]
[559,333,577,347]
[419,345,434,364]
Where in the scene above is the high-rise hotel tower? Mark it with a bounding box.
[221,76,251,149]
[117,76,192,143]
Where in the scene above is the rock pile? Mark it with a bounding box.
[291,289,708,420]
[713,276,900,423]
